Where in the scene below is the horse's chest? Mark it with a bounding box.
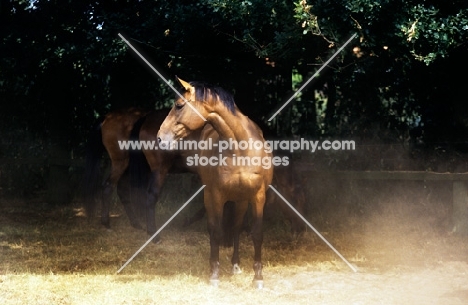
[218,172,263,198]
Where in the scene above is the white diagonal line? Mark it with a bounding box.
[268,33,357,121]
[268,185,358,273]
[117,185,206,274]
[118,33,206,122]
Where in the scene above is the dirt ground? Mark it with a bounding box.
[1,184,468,304]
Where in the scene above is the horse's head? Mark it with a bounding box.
[157,77,208,149]
[158,77,236,149]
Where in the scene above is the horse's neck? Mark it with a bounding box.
[206,105,251,142]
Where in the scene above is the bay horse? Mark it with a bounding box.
[84,107,149,231]
[157,78,274,288]
[84,107,197,242]
[184,162,307,235]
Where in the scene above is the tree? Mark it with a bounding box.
[293,0,468,144]
[1,0,467,157]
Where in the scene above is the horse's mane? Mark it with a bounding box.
[189,81,236,114]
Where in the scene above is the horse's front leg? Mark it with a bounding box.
[144,170,163,243]
[208,221,222,286]
[205,195,224,286]
[250,191,266,289]
[251,218,264,289]
[231,200,249,275]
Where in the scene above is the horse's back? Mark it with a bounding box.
[101,107,148,160]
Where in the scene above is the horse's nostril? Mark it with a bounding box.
[157,137,161,143]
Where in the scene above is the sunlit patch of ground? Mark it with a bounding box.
[1,191,468,304]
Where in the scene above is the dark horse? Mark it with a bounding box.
[84,107,198,241]
[158,78,274,288]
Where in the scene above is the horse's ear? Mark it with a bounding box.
[176,76,192,92]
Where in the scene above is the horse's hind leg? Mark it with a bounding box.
[101,159,128,229]
[101,178,114,229]
[117,171,143,230]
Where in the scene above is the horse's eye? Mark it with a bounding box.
[175,103,185,110]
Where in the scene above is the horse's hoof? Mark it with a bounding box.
[232,264,242,275]
[252,280,264,289]
[209,279,220,287]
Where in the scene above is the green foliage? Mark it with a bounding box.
[296,0,468,65]
[291,0,467,142]
[0,0,467,150]
[399,4,468,64]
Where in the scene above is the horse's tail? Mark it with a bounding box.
[128,115,151,218]
[83,116,105,218]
